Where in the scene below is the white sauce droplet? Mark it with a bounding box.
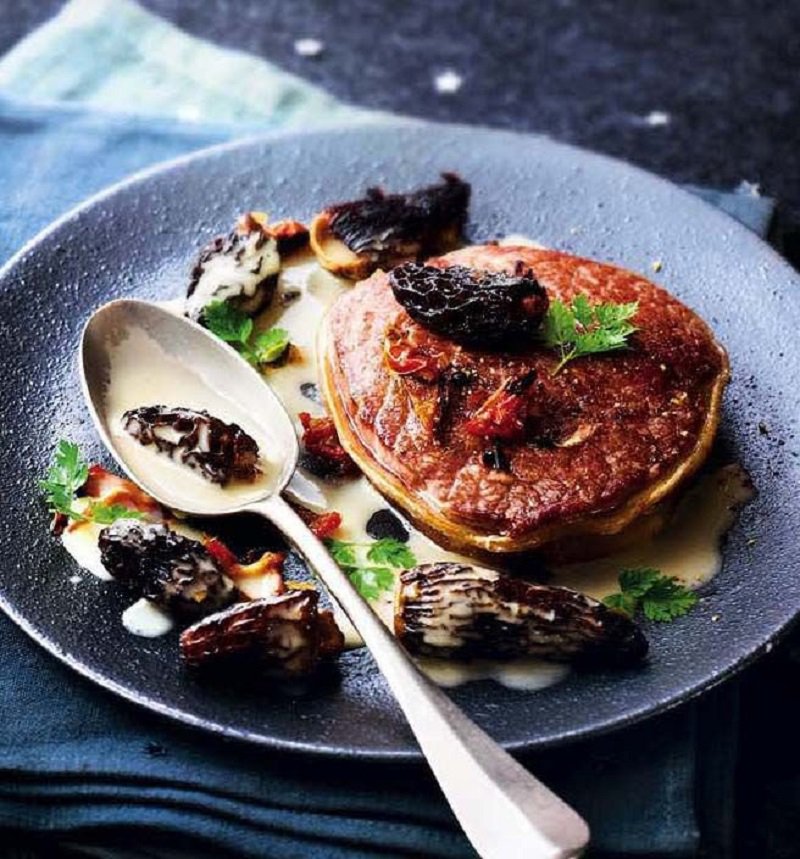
[61,520,112,581]
[418,657,569,691]
[122,599,174,637]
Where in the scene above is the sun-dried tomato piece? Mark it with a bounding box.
[298,413,360,478]
[464,372,536,441]
[309,511,342,539]
[81,464,164,519]
[384,341,441,378]
[289,503,343,539]
[383,326,442,382]
[204,537,240,573]
[266,218,310,254]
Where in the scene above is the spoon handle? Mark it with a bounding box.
[254,493,590,859]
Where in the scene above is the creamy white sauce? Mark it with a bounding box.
[185,231,280,321]
[555,464,755,600]
[419,657,569,690]
[60,245,752,692]
[122,598,174,637]
[61,521,112,580]
[498,234,546,249]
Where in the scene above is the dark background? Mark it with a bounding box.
[3,0,799,222]
[2,2,799,857]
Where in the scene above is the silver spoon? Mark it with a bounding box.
[80,298,589,859]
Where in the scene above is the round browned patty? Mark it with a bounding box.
[320,245,729,554]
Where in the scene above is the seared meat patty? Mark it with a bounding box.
[320,244,729,555]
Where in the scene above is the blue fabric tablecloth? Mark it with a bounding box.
[0,3,777,858]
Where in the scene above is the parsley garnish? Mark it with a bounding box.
[203,300,289,366]
[603,568,699,622]
[252,327,291,363]
[325,537,416,601]
[40,440,88,519]
[542,294,638,374]
[40,440,143,524]
[85,502,144,525]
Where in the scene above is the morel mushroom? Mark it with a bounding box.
[122,406,260,486]
[309,173,470,279]
[395,563,648,666]
[185,212,282,323]
[98,520,237,620]
[180,590,344,676]
[389,262,549,347]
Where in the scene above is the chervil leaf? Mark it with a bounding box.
[618,568,662,598]
[39,440,89,520]
[203,300,252,345]
[325,535,417,601]
[325,538,358,567]
[86,502,145,525]
[347,566,395,601]
[541,299,575,353]
[542,296,639,374]
[203,302,291,368]
[602,592,638,618]
[604,567,698,623]
[40,440,144,525]
[366,538,416,568]
[570,293,594,328]
[641,577,699,621]
[253,327,290,364]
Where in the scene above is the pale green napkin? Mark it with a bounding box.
[0,0,371,128]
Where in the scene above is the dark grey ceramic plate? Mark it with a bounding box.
[0,122,798,759]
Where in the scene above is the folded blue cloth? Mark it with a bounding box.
[0,3,776,857]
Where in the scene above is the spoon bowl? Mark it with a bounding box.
[81,298,297,516]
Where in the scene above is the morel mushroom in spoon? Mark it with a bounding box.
[122,406,260,486]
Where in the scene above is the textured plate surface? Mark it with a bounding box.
[0,122,798,759]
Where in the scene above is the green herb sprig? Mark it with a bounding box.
[325,537,416,601]
[603,568,698,622]
[203,301,290,367]
[542,295,639,374]
[40,440,144,525]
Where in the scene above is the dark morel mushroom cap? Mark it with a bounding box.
[327,172,470,256]
[98,520,236,620]
[180,591,344,676]
[389,262,549,347]
[395,562,647,667]
[122,405,260,486]
[185,212,281,323]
